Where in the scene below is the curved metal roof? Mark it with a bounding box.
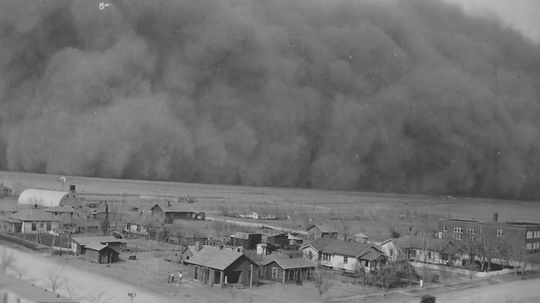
[18,189,70,207]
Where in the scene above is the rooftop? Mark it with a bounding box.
[10,209,58,222]
[184,247,254,270]
[307,224,337,233]
[151,202,196,213]
[304,238,378,257]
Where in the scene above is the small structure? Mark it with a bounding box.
[71,236,123,264]
[256,243,267,255]
[18,188,80,208]
[378,239,402,262]
[150,201,197,223]
[261,257,316,283]
[0,273,79,303]
[301,238,387,272]
[352,232,369,243]
[184,247,259,287]
[124,220,149,236]
[392,235,461,265]
[265,232,289,248]
[10,209,60,234]
[0,215,22,233]
[306,224,338,240]
[229,232,263,249]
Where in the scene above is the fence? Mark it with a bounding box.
[0,233,49,251]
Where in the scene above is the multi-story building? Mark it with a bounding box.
[437,213,540,260]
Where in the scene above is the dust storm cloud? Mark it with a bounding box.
[1,0,540,199]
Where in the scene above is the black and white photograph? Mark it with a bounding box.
[0,0,539,302]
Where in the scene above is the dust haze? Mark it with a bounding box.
[1,0,539,199]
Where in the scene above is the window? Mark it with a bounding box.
[322,253,331,262]
[443,225,448,232]
[468,227,476,234]
[527,231,533,239]
[46,222,52,231]
[455,233,462,240]
[533,242,540,250]
[427,252,432,259]
[343,256,348,264]
[526,243,533,250]
[272,267,278,279]
[534,231,540,238]
[389,249,394,257]
[31,223,37,231]
[497,229,504,237]
[454,226,462,233]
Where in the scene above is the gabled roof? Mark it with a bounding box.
[151,202,196,213]
[72,236,126,246]
[307,224,337,233]
[302,238,381,258]
[184,247,256,271]
[11,209,58,222]
[269,258,317,270]
[0,273,78,302]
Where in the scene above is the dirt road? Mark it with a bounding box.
[1,245,174,303]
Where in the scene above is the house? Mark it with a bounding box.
[0,215,22,233]
[265,232,288,248]
[10,208,60,234]
[229,232,262,249]
[150,201,196,223]
[261,257,316,283]
[184,247,259,286]
[18,188,80,208]
[0,273,79,303]
[180,243,206,262]
[392,235,461,266]
[124,220,149,236]
[301,238,386,272]
[378,239,402,262]
[307,224,338,240]
[71,236,124,263]
[0,203,26,217]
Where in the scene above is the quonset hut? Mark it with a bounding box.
[18,186,80,208]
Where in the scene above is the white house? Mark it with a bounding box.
[301,238,386,272]
[18,188,80,208]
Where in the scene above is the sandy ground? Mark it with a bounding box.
[1,244,175,303]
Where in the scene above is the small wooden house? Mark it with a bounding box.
[150,202,196,223]
[307,224,338,240]
[261,257,316,283]
[184,247,259,287]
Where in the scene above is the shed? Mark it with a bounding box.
[18,189,79,208]
[184,247,259,286]
[71,236,123,264]
[72,236,127,253]
[307,224,338,240]
[150,202,196,223]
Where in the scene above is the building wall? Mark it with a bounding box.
[301,246,320,263]
[21,221,59,234]
[380,241,401,262]
[226,256,259,285]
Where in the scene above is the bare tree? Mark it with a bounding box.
[0,249,15,274]
[313,270,333,302]
[88,291,111,303]
[64,277,83,300]
[46,267,65,293]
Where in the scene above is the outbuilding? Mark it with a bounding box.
[18,188,79,208]
[184,247,259,287]
[261,257,316,283]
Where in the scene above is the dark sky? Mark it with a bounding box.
[1,0,540,200]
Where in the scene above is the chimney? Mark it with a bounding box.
[69,185,76,193]
[493,213,498,223]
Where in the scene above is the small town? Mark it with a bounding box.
[1,0,540,302]
[0,178,538,303]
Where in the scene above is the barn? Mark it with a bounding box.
[18,188,80,208]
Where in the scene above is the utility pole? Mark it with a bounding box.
[249,264,253,303]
